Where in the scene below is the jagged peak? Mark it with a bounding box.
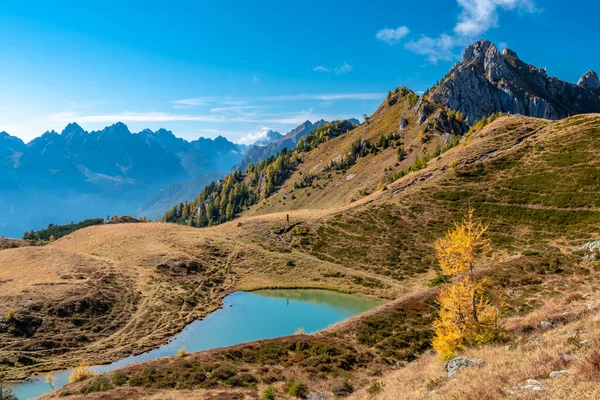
[578,70,599,89]
[462,40,497,65]
[61,122,86,137]
[501,47,519,59]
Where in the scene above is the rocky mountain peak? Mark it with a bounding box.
[462,39,494,65]
[501,48,519,59]
[428,40,600,125]
[61,122,85,136]
[578,70,600,89]
[462,40,512,83]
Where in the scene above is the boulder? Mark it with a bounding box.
[444,357,484,377]
[519,379,544,392]
[549,370,568,379]
[540,320,553,328]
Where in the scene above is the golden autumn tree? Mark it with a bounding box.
[68,363,95,384]
[432,210,501,359]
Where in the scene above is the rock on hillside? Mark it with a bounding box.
[429,40,600,124]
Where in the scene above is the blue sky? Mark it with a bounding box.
[0,0,598,143]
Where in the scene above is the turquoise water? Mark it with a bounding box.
[9,289,383,399]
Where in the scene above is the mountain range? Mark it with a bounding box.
[0,123,245,237]
[0,120,331,236]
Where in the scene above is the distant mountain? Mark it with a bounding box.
[252,130,283,147]
[0,123,247,237]
[428,40,600,124]
[234,120,329,172]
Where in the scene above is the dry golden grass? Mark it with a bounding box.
[352,289,600,400]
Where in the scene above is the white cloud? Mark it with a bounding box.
[404,0,536,63]
[260,93,383,102]
[335,62,353,75]
[236,125,275,145]
[454,0,535,37]
[313,66,330,73]
[313,63,353,75]
[210,105,266,113]
[376,26,410,45]
[48,112,226,124]
[405,34,457,64]
[170,97,217,106]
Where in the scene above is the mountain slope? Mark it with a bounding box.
[428,40,600,124]
[234,120,327,173]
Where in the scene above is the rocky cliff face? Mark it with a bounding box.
[428,40,600,124]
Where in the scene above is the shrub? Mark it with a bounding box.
[288,379,309,398]
[261,386,277,400]
[332,377,354,397]
[428,274,451,287]
[111,371,128,386]
[80,376,114,394]
[0,386,17,400]
[5,309,16,321]
[576,348,600,380]
[68,364,96,383]
[177,347,187,357]
[294,226,309,235]
[367,380,385,395]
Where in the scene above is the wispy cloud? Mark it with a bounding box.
[313,66,330,73]
[260,92,383,101]
[171,92,383,107]
[375,26,410,45]
[48,112,226,124]
[170,97,217,106]
[312,62,353,75]
[335,62,353,75]
[405,34,457,63]
[236,125,275,145]
[210,105,266,113]
[404,0,537,63]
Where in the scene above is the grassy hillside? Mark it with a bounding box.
[3,109,600,399]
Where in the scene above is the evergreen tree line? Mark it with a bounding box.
[22,218,105,242]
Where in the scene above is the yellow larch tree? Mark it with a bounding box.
[432,210,501,359]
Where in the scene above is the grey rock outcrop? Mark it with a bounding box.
[578,70,600,89]
[399,118,409,130]
[549,370,568,379]
[444,357,484,377]
[429,40,600,125]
